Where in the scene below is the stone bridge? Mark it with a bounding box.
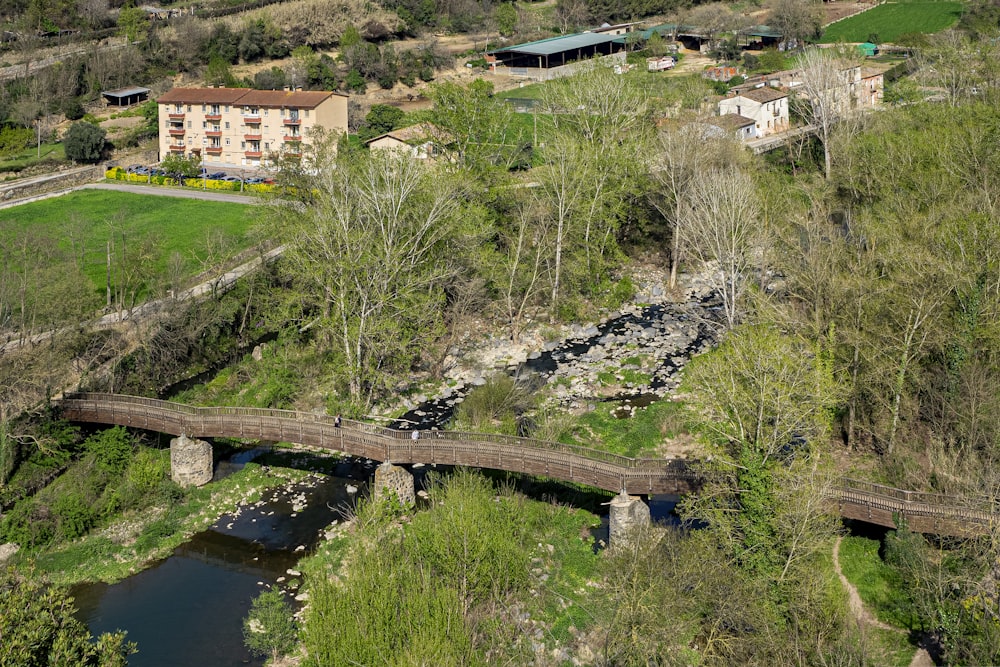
[56,393,997,538]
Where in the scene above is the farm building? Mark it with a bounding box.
[487,32,628,80]
[102,86,150,107]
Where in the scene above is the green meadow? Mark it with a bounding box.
[820,0,963,43]
[0,189,257,294]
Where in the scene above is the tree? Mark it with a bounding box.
[160,153,202,182]
[494,2,517,37]
[361,103,405,141]
[267,135,483,405]
[766,0,823,49]
[63,121,106,163]
[0,571,136,665]
[681,167,764,329]
[116,0,148,42]
[648,125,745,290]
[794,47,859,179]
[243,589,297,662]
[428,79,528,174]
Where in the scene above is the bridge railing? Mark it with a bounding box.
[60,392,692,473]
[57,393,998,529]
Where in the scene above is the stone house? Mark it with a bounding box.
[717,86,789,137]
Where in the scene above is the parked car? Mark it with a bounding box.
[222,175,243,182]
[245,176,265,184]
[126,164,143,173]
[207,171,226,180]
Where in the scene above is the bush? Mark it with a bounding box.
[243,590,298,662]
[63,121,107,163]
[83,427,134,475]
[63,99,86,121]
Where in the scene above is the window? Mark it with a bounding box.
[187,105,192,112]
[225,105,230,112]
[224,121,230,129]
[280,108,285,117]
[202,138,207,145]
[264,142,270,150]
[174,104,182,113]
[201,104,206,112]
[225,138,231,146]
[211,105,220,114]
[304,109,309,118]
[187,121,192,128]
[241,141,246,149]
[202,121,207,129]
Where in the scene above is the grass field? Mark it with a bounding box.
[0,190,257,296]
[820,0,963,43]
[0,141,66,172]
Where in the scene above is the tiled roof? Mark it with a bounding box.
[157,87,346,108]
[714,113,756,129]
[738,87,787,103]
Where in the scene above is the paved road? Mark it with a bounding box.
[82,182,262,205]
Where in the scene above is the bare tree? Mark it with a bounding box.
[649,126,745,290]
[682,168,763,329]
[794,47,860,179]
[766,0,823,49]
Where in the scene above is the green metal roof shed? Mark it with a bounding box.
[858,42,878,56]
[488,32,626,70]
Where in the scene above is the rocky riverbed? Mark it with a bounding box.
[392,268,722,429]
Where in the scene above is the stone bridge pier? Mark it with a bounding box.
[608,491,650,546]
[372,462,416,506]
[170,434,213,487]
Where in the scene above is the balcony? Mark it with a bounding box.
[245,151,262,158]
[283,135,301,142]
[168,127,185,136]
[205,113,222,121]
[169,144,185,152]
[168,112,185,120]
[243,114,261,124]
[206,130,223,137]
[244,133,262,141]
[283,117,301,126]
[206,145,223,154]
[284,151,302,158]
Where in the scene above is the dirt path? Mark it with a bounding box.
[832,537,935,667]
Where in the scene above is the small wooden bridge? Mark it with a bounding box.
[57,393,996,537]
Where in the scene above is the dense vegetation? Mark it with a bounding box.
[2,2,1000,664]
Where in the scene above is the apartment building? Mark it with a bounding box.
[156,87,348,168]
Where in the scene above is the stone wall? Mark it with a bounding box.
[170,434,213,487]
[372,462,415,506]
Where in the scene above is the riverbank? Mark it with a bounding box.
[31,448,336,586]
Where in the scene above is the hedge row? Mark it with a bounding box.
[105,168,275,194]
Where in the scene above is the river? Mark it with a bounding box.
[71,453,367,667]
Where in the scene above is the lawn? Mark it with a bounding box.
[0,190,257,296]
[557,399,688,458]
[819,0,963,43]
[0,141,66,172]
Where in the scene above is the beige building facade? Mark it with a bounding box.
[718,87,789,138]
[156,87,348,169]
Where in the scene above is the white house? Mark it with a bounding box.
[718,86,789,138]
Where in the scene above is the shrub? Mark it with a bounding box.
[83,427,134,475]
[63,99,86,121]
[243,590,298,662]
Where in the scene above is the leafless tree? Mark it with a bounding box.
[794,46,860,179]
[681,167,763,329]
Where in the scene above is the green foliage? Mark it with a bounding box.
[0,572,136,666]
[0,125,35,159]
[360,103,405,141]
[557,400,687,457]
[407,471,532,607]
[62,121,106,163]
[494,2,518,37]
[83,426,134,475]
[62,98,85,121]
[452,374,532,434]
[243,589,298,662]
[339,25,362,48]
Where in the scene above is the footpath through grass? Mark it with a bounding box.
[820,0,963,43]
[0,189,257,293]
